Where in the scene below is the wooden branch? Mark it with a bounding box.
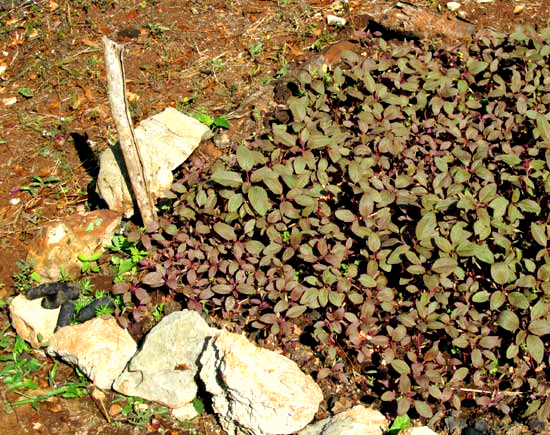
[102,36,157,228]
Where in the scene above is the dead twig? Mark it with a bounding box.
[102,36,157,228]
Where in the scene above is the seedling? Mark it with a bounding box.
[20,175,60,196]
[13,260,41,293]
[151,303,164,322]
[388,415,411,434]
[78,251,102,274]
[192,111,230,130]
[114,396,170,426]
[248,42,264,58]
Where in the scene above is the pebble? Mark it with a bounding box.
[326,14,346,27]
[447,2,461,11]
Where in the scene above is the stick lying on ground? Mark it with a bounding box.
[102,36,157,228]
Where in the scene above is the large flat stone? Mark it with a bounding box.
[47,317,137,390]
[97,107,212,217]
[200,330,323,435]
[113,310,218,408]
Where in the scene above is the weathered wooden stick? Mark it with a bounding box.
[102,36,157,227]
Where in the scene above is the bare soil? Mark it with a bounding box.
[1,0,549,433]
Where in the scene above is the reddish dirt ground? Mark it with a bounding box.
[1,0,549,433]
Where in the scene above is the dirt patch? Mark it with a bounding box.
[1,0,549,433]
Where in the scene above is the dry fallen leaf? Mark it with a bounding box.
[81,37,100,48]
[513,4,525,14]
[49,0,59,11]
[126,91,140,102]
[109,403,122,416]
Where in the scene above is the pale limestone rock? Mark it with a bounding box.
[401,427,439,435]
[200,330,323,435]
[171,403,199,421]
[446,2,461,12]
[113,310,218,408]
[47,317,136,390]
[97,107,212,217]
[26,210,122,282]
[9,294,59,348]
[298,406,389,435]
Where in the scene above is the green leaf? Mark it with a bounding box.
[434,236,452,253]
[213,115,230,129]
[467,59,488,75]
[18,87,33,98]
[474,245,494,264]
[335,209,355,222]
[431,257,457,275]
[496,154,521,166]
[213,222,236,241]
[526,334,544,363]
[228,193,244,213]
[497,310,520,332]
[414,400,433,418]
[78,251,102,262]
[536,113,550,141]
[508,292,529,310]
[273,124,296,147]
[472,290,490,303]
[530,222,547,246]
[518,199,540,215]
[522,400,541,418]
[489,197,508,218]
[450,367,469,383]
[389,415,411,433]
[490,291,506,310]
[491,263,511,285]
[286,305,307,318]
[390,359,411,376]
[288,96,308,122]
[387,245,410,265]
[415,212,436,241]
[248,186,271,216]
[528,319,550,336]
[193,112,213,126]
[211,170,243,188]
[236,144,255,171]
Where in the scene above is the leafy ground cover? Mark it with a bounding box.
[120,26,550,427]
[1,0,550,433]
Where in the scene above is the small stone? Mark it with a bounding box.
[9,294,59,348]
[446,2,461,11]
[298,406,389,435]
[200,330,323,434]
[401,427,439,435]
[326,14,346,26]
[213,132,231,148]
[171,403,199,421]
[47,317,137,390]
